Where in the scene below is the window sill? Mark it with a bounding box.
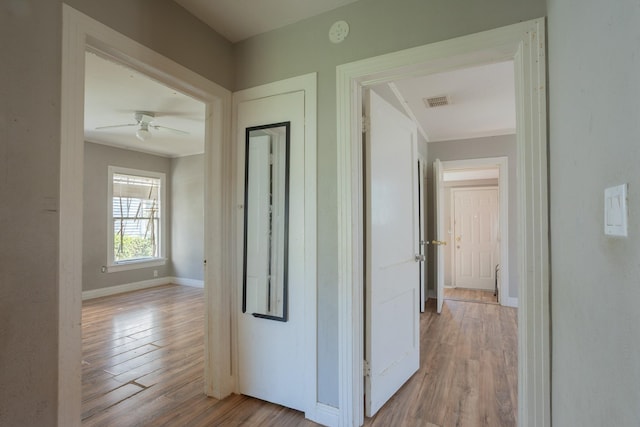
[106,258,166,273]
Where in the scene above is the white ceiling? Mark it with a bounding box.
[173,0,361,43]
[84,7,515,157]
[84,51,205,158]
[379,60,516,143]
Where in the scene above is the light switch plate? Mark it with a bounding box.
[604,183,628,237]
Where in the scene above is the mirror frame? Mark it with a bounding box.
[242,121,291,322]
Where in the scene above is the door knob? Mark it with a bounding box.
[431,240,447,246]
[414,254,426,262]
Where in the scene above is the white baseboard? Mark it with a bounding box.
[504,297,518,308]
[82,277,171,300]
[306,403,339,427]
[172,277,204,288]
[82,276,205,300]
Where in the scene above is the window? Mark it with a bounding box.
[108,166,166,272]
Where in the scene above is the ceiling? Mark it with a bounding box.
[84,51,205,158]
[173,0,361,43]
[84,6,515,158]
[374,60,516,143]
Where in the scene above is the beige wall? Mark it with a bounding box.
[0,1,232,425]
[548,0,640,424]
[234,0,545,405]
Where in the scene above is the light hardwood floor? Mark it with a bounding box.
[82,284,516,426]
[443,287,500,305]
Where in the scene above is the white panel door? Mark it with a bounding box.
[365,90,420,417]
[433,159,445,314]
[236,91,305,411]
[453,188,499,290]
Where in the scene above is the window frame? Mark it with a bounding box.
[107,165,167,272]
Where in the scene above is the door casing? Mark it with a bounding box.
[336,18,549,427]
[442,157,511,307]
[60,6,232,425]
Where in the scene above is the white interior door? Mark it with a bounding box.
[418,158,427,313]
[236,90,306,411]
[453,188,499,290]
[433,159,445,314]
[365,90,420,417]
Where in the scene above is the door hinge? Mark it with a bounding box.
[362,115,369,133]
[363,360,371,377]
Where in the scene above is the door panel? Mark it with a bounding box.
[365,90,419,417]
[433,159,445,314]
[236,91,305,411]
[453,188,499,290]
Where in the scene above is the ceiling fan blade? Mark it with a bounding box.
[95,123,138,130]
[150,125,190,135]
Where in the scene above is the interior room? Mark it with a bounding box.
[3,0,640,426]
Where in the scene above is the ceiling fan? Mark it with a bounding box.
[96,111,189,141]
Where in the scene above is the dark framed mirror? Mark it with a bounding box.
[242,122,290,321]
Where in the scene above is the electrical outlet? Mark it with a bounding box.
[153,270,158,277]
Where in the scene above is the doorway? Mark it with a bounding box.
[60,6,232,423]
[434,157,512,308]
[336,18,549,426]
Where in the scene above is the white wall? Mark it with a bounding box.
[548,0,640,424]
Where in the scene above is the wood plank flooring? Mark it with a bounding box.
[82,284,516,426]
[444,287,499,305]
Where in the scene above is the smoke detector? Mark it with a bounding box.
[423,95,450,108]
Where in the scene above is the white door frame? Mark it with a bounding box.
[336,18,549,427]
[60,6,232,425]
[231,74,324,424]
[442,157,511,307]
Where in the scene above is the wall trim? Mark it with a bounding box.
[172,277,205,288]
[336,18,549,427]
[81,277,205,300]
[81,278,171,300]
[307,403,340,427]
[60,6,232,426]
[505,297,519,308]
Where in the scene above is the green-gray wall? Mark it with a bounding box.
[83,144,204,292]
[548,0,640,424]
[235,0,545,405]
[0,1,231,425]
[171,154,204,281]
[83,142,172,291]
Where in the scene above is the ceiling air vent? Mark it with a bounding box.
[423,95,450,108]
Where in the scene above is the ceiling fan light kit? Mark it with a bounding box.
[96,110,189,141]
[135,123,152,141]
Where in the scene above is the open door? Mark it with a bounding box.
[418,158,427,313]
[364,90,420,417]
[433,158,446,314]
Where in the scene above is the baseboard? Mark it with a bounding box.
[428,289,437,299]
[306,403,339,427]
[82,277,171,300]
[171,277,204,288]
[504,297,518,308]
